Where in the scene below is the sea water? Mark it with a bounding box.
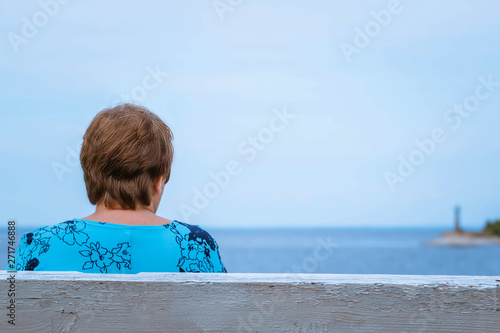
[2,227,499,275]
[210,227,500,275]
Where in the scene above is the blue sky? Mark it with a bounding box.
[1,0,499,229]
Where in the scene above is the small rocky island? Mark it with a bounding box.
[427,207,500,247]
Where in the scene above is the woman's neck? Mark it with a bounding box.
[81,204,172,226]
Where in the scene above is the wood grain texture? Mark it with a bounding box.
[1,271,499,332]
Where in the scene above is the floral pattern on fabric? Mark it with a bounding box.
[50,220,89,246]
[166,221,227,273]
[10,219,226,273]
[79,241,131,273]
[13,221,132,273]
[14,226,54,271]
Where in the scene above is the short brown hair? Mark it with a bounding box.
[80,104,173,209]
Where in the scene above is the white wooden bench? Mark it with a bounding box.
[1,271,498,332]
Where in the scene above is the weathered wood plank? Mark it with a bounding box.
[1,271,499,332]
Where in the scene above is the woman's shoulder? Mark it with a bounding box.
[22,219,218,245]
[171,220,208,231]
[22,220,78,238]
[169,221,226,273]
[169,220,220,250]
[170,220,213,234]
[22,219,92,247]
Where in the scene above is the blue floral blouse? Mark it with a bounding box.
[7,219,227,273]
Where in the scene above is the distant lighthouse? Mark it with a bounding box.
[454,206,462,233]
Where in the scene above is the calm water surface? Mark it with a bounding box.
[210,228,500,275]
[2,227,499,275]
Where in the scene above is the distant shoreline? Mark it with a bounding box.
[427,231,500,247]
